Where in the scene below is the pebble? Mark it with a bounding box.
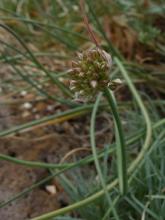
[45,185,57,195]
[22,102,32,110]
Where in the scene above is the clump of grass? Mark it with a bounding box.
[0,1,165,220]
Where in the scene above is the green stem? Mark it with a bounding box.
[90,93,119,219]
[0,105,91,137]
[1,119,163,171]
[104,88,127,195]
[114,57,152,178]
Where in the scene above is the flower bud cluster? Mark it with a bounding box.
[69,48,121,102]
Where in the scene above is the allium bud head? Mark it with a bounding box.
[69,47,121,102]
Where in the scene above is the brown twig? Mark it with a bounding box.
[79,0,100,48]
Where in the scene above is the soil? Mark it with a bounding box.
[0,82,113,219]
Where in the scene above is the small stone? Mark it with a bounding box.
[32,108,37,113]
[45,185,57,195]
[22,111,30,118]
[46,105,54,111]
[20,90,27,96]
[22,102,32,109]
[35,114,40,120]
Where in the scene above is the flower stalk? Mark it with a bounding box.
[69,48,127,194]
[104,88,127,195]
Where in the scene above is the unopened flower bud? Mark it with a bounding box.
[90,80,97,88]
[108,79,122,90]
